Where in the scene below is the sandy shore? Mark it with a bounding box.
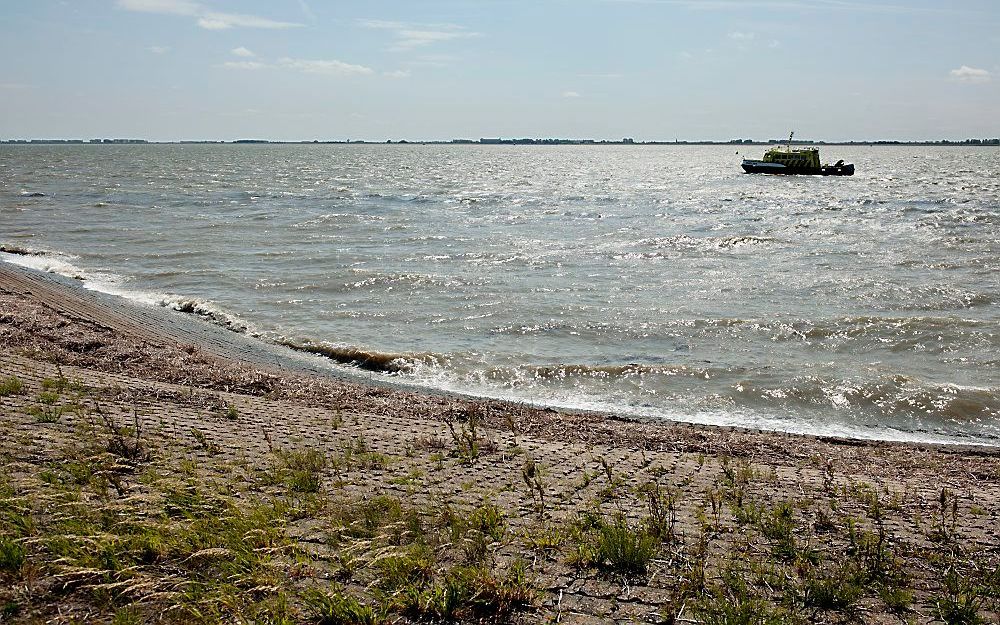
[1,260,998,624]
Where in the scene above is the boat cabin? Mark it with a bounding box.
[762,147,821,170]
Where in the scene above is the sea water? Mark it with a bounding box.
[1,143,998,444]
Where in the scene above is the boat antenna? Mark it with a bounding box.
[787,130,794,149]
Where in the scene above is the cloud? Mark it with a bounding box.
[148,45,171,54]
[359,19,480,51]
[231,46,255,57]
[383,70,411,78]
[277,58,374,76]
[118,0,301,30]
[297,0,316,22]
[406,54,458,68]
[578,73,623,79]
[728,31,755,40]
[119,0,200,15]
[216,55,376,77]
[562,91,582,98]
[949,65,991,83]
[219,61,268,70]
[604,0,965,13]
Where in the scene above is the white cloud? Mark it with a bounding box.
[562,91,582,98]
[277,58,374,76]
[359,19,480,51]
[216,56,378,77]
[383,70,411,78]
[119,0,200,15]
[578,73,623,79]
[148,45,171,54]
[197,11,299,30]
[406,54,458,68]
[949,65,991,83]
[728,31,755,40]
[118,0,301,30]
[605,0,963,14]
[297,0,315,22]
[231,46,255,57]
[219,61,268,70]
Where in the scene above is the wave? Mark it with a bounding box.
[484,362,735,383]
[157,296,249,332]
[1,245,95,282]
[728,375,998,423]
[276,339,445,374]
[0,243,251,334]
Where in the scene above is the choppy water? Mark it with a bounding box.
[2,144,998,444]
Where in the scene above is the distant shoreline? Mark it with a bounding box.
[3,138,999,146]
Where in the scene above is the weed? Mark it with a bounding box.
[934,565,985,625]
[225,404,239,420]
[0,376,24,397]
[190,427,222,456]
[442,405,491,463]
[0,536,26,574]
[878,583,913,614]
[572,513,657,576]
[521,458,546,517]
[275,448,326,493]
[375,543,435,593]
[930,487,960,543]
[760,501,796,561]
[801,561,864,612]
[30,403,65,423]
[694,565,800,625]
[401,563,534,621]
[640,480,677,542]
[305,588,388,625]
[98,404,149,463]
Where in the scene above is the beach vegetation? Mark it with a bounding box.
[29,401,64,423]
[189,427,221,455]
[521,457,546,517]
[305,588,389,625]
[442,404,494,463]
[934,565,986,625]
[569,512,657,576]
[95,404,149,463]
[0,376,24,397]
[274,447,326,493]
[0,535,26,575]
[640,480,678,542]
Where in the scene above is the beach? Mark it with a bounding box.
[1,259,998,624]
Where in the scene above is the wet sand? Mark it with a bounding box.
[2,260,998,624]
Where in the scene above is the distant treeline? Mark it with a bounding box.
[4,137,999,146]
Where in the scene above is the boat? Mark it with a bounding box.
[741,132,854,176]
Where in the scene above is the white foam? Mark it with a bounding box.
[1,249,251,334]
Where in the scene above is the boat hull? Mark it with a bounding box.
[742,160,854,176]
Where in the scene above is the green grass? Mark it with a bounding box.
[571,513,658,576]
[0,536,26,575]
[275,447,327,493]
[0,376,24,397]
[305,588,388,625]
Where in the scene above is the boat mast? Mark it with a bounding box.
[787,130,794,149]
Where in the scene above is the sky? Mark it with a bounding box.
[1,0,998,142]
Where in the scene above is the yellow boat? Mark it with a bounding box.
[741,133,854,176]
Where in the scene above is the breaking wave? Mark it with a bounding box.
[276,339,445,374]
